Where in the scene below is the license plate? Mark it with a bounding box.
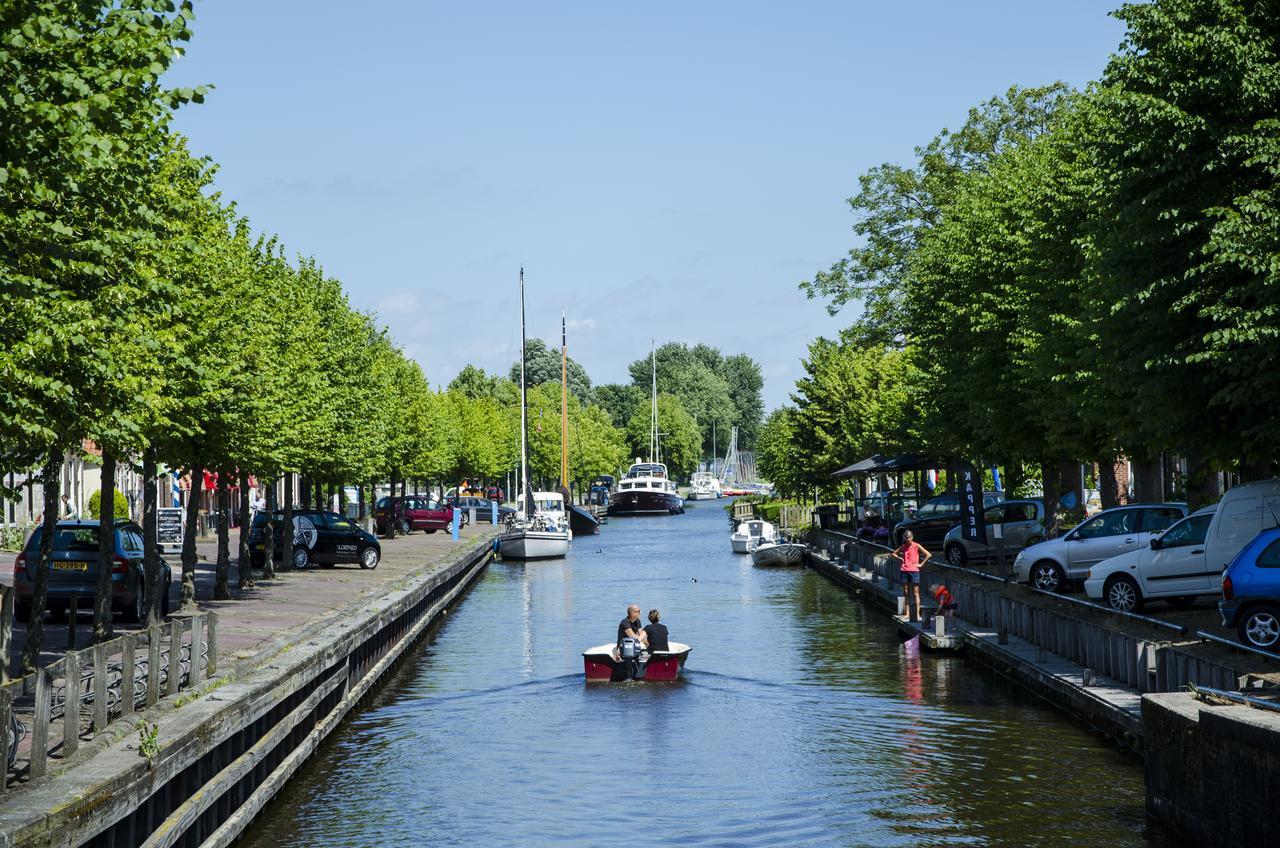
[54,562,88,571]
[254,544,264,551]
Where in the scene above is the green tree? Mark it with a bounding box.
[593,383,645,429]
[510,338,592,403]
[88,488,130,520]
[625,394,700,478]
[756,408,807,500]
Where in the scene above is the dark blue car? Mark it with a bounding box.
[1219,526,1280,652]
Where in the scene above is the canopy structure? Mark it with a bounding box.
[830,453,937,479]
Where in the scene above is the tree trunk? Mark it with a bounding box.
[214,473,231,599]
[23,454,64,674]
[1041,457,1064,538]
[142,452,163,627]
[180,465,203,610]
[282,472,294,572]
[1131,456,1163,502]
[400,476,406,499]
[1004,462,1026,497]
[1099,458,1121,510]
[262,477,277,580]
[1184,449,1221,511]
[387,470,398,539]
[237,470,254,590]
[358,481,367,524]
[93,452,117,643]
[315,479,323,510]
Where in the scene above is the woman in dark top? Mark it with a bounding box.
[643,609,669,652]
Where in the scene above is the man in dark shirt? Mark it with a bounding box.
[643,609,669,652]
[618,604,648,648]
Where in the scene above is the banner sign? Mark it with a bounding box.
[958,461,987,545]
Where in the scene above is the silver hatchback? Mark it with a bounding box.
[941,499,1046,566]
[1012,503,1188,592]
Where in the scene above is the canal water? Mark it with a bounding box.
[244,502,1180,847]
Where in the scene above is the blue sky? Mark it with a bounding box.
[167,1,1126,409]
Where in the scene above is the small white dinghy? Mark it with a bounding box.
[750,541,805,567]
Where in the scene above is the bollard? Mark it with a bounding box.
[896,596,906,616]
[935,613,947,637]
[1082,667,1096,687]
[451,514,459,542]
[469,507,476,527]
[491,500,498,525]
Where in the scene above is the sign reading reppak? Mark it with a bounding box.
[958,461,987,545]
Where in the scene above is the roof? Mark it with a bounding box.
[830,453,937,478]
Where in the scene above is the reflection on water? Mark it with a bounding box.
[242,504,1182,848]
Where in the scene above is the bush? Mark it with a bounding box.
[88,489,131,520]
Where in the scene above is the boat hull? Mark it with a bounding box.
[498,530,570,560]
[582,642,690,682]
[751,543,805,567]
[568,505,601,536]
[730,538,753,554]
[685,491,718,501]
[607,489,683,515]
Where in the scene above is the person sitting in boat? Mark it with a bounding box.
[643,609,669,653]
[616,604,648,659]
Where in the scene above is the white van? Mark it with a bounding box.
[1204,479,1280,572]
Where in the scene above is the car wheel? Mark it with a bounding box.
[1237,604,1280,651]
[399,519,412,535]
[360,547,380,570]
[945,544,967,566]
[1104,575,1143,613]
[292,546,310,570]
[1030,560,1066,593]
[125,581,144,623]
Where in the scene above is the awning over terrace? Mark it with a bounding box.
[830,452,938,479]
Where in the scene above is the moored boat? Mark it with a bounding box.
[582,641,692,682]
[730,519,777,553]
[750,541,805,567]
[686,471,722,501]
[608,461,684,515]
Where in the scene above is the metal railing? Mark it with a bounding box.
[0,601,217,790]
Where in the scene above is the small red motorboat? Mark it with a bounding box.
[582,641,691,682]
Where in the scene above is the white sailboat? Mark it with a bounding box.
[498,269,570,560]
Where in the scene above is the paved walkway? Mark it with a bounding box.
[5,525,498,676]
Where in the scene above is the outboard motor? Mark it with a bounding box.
[618,637,647,681]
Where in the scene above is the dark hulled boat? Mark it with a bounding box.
[607,461,684,516]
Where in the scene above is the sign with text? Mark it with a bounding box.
[958,461,987,545]
[157,507,184,553]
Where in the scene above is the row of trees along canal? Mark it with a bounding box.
[0,2,764,671]
[758,0,1280,518]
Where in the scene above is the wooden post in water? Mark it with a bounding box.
[63,651,80,757]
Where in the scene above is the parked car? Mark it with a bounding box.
[1219,526,1280,651]
[447,495,515,524]
[373,496,459,535]
[1198,478,1280,573]
[13,520,172,623]
[249,509,381,570]
[941,499,1046,565]
[1012,503,1188,592]
[1084,506,1217,612]
[893,491,1005,549]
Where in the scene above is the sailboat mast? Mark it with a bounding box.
[560,309,569,492]
[650,342,658,463]
[519,268,531,518]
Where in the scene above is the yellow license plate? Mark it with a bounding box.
[254,544,264,550]
[54,562,88,571]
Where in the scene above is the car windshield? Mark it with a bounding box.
[26,526,102,552]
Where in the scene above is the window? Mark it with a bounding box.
[1158,514,1212,548]
[1141,507,1185,533]
[983,507,1005,524]
[1256,538,1280,569]
[1002,504,1032,523]
[122,530,145,556]
[53,527,100,551]
[330,516,355,532]
[1073,509,1137,540]
[375,497,390,509]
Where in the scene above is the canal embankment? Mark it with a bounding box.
[0,525,498,847]
[804,526,1280,848]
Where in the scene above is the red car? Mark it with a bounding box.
[373,496,458,535]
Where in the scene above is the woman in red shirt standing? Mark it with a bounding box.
[892,530,931,622]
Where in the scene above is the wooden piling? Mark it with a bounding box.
[30,669,50,777]
[64,651,81,757]
[92,644,108,734]
[167,620,182,697]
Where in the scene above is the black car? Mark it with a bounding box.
[446,496,515,524]
[249,509,381,570]
[893,492,1005,549]
[14,520,172,623]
